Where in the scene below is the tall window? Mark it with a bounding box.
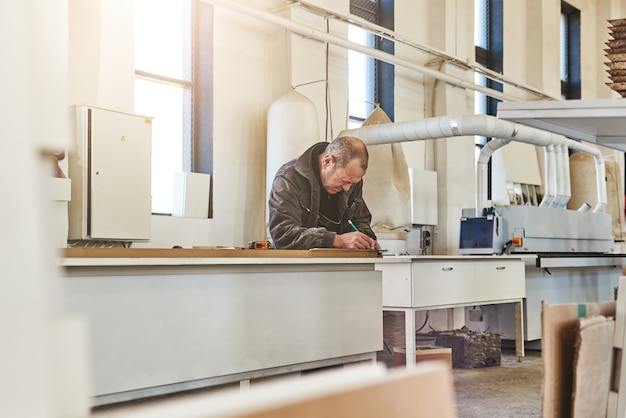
[561,2,581,99]
[348,0,394,127]
[134,0,213,214]
[474,0,503,200]
[474,0,503,120]
[348,26,376,128]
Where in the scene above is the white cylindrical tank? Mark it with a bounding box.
[266,89,320,224]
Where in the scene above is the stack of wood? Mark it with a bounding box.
[432,326,501,369]
[377,311,407,367]
[606,18,626,96]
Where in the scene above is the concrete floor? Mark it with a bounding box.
[92,347,543,417]
[452,348,543,417]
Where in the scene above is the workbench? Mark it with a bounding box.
[492,254,624,345]
[376,255,529,367]
[60,248,383,406]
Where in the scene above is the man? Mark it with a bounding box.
[268,136,381,250]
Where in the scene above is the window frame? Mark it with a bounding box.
[348,0,395,125]
[474,0,503,200]
[561,2,581,100]
[134,0,213,215]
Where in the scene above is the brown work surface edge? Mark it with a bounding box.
[61,247,382,259]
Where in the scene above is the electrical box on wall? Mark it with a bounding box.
[68,105,152,241]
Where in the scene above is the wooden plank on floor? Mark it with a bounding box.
[541,300,616,418]
[608,275,626,418]
[571,315,614,417]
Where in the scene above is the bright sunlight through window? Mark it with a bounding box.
[134,0,192,214]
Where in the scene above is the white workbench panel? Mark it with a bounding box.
[63,258,382,404]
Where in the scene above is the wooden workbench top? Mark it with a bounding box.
[62,247,382,259]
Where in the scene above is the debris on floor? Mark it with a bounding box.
[431,326,501,369]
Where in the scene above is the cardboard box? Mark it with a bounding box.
[392,345,452,369]
[541,300,616,418]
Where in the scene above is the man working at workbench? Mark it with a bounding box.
[268,136,381,250]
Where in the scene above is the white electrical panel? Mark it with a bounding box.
[69,105,152,241]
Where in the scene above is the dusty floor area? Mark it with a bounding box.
[452,348,543,418]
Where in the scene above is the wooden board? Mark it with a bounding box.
[608,276,626,417]
[61,247,382,259]
[568,153,625,241]
[571,316,615,417]
[541,300,616,418]
[232,364,457,418]
[121,363,457,418]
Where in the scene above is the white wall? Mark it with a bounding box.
[67,0,276,249]
[2,1,91,416]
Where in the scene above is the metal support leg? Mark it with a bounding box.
[240,379,250,391]
[515,300,525,360]
[404,308,416,369]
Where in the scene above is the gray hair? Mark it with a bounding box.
[324,136,369,170]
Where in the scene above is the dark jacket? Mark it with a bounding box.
[268,142,377,249]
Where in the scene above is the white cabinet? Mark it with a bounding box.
[69,105,152,241]
[380,257,525,309]
[474,261,525,301]
[377,256,528,365]
[412,260,471,307]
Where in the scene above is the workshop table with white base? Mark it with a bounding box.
[376,255,530,368]
[61,248,383,407]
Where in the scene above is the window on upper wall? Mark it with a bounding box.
[474,0,503,121]
[348,18,376,129]
[561,2,581,99]
[474,0,503,200]
[134,0,213,215]
[348,0,394,128]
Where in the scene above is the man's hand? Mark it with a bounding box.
[333,232,381,250]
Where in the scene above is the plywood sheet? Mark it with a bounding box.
[236,364,456,418]
[541,300,616,418]
[571,316,615,418]
[193,363,455,418]
[608,276,626,418]
[568,153,625,241]
[606,160,625,241]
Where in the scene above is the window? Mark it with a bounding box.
[474,0,503,200]
[348,0,394,127]
[348,25,376,128]
[134,0,213,214]
[474,0,503,120]
[561,2,581,99]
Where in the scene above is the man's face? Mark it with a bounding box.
[320,156,366,195]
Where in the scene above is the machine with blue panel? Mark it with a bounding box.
[459,205,614,255]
